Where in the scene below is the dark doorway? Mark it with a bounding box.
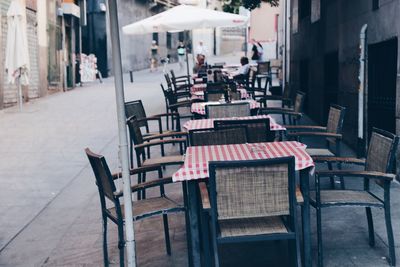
[324,51,339,122]
[299,59,309,113]
[368,37,397,135]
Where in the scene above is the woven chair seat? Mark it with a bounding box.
[108,196,183,221]
[306,148,335,157]
[310,190,382,206]
[219,216,288,238]
[142,155,184,166]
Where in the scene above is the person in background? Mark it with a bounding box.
[177,41,186,70]
[195,40,208,65]
[250,38,263,63]
[150,40,159,72]
[233,56,250,81]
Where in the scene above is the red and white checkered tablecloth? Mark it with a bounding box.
[191,100,260,115]
[172,141,315,182]
[182,115,285,131]
[191,83,207,93]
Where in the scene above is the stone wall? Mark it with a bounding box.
[290,0,400,149]
[1,1,40,107]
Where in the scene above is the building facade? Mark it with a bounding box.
[290,0,400,156]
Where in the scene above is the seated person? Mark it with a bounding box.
[232,56,250,81]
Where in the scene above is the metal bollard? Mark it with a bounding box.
[129,70,134,83]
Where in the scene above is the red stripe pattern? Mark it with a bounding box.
[183,115,285,131]
[191,100,260,115]
[172,141,315,182]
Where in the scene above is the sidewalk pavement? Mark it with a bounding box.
[0,54,399,266]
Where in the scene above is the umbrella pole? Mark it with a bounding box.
[185,47,190,78]
[18,68,22,111]
[108,0,137,266]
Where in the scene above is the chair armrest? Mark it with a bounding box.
[261,95,291,102]
[142,131,188,141]
[136,117,161,123]
[199,182,211,210]
[258,108,302,118]
[285,125,327,131]
[112,165,162,180]
[134,138,186,149]
[286,132,342,139]
[148,112,180,118]
[169,102,192,109]
[316,170,396,181]
[114,177,174,197]
[313,156,366,165]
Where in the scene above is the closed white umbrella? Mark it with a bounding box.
[122,5,248,34]
[5,0,30,110]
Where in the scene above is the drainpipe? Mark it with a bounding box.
[358,24,367,157]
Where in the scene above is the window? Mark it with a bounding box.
[152,32,159,44]
[167,32,172,49]
[299,0,311,20]
[178,31,184,42]
[372,0,379,10]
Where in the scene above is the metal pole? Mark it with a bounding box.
[107,0,137,266]
[358,24,368,157]
[18,69,22,111]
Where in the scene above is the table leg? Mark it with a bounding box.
[183,182,193,266]
[187,181,201,267]
[300,168,312,267]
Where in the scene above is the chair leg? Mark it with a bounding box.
[142,172,147,199]
[316,206,323,267]
[117,222,125,267]
[366,207,375,247]
[288,238,299,267]
[102,216,109,267]
[384,203,396,266]
[327,162,335,189]
[162,214,172,255]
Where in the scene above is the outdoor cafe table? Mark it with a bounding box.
[182,114,286,132]
[191,99,260,116]
[172,141,315,267]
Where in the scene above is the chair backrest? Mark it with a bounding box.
[125,100,148,129]
[257,61,270,74]
[126,115,145,154]
[326,104,346,134]
[209,157,296,221]
[206,82,226,92]
[293,91,306,113]
[205,91,228,102]
[213,70,224,83]
[85,148,120,207]
[205,102,251,118]
[214,118,273,143]
[189,127,248,146]
[365,128,399,174]
[246,68,257,89]
[164,73,172,87]
[229,91,241,101]
[282,83,291,99]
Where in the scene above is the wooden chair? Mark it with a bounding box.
[127,115,186,198]
[311,128,399,267]
[85,149,185,267]
[204,90,228,102]
[189,127,248,146]
[287,105,346,187]
[205,102,251,119]
[261,83,293,108]
[214,118,274,143]
[169,70,191,93]
[207,158,300,266]
[258,91,305,125]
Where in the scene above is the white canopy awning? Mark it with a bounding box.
[122,5,249,35]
